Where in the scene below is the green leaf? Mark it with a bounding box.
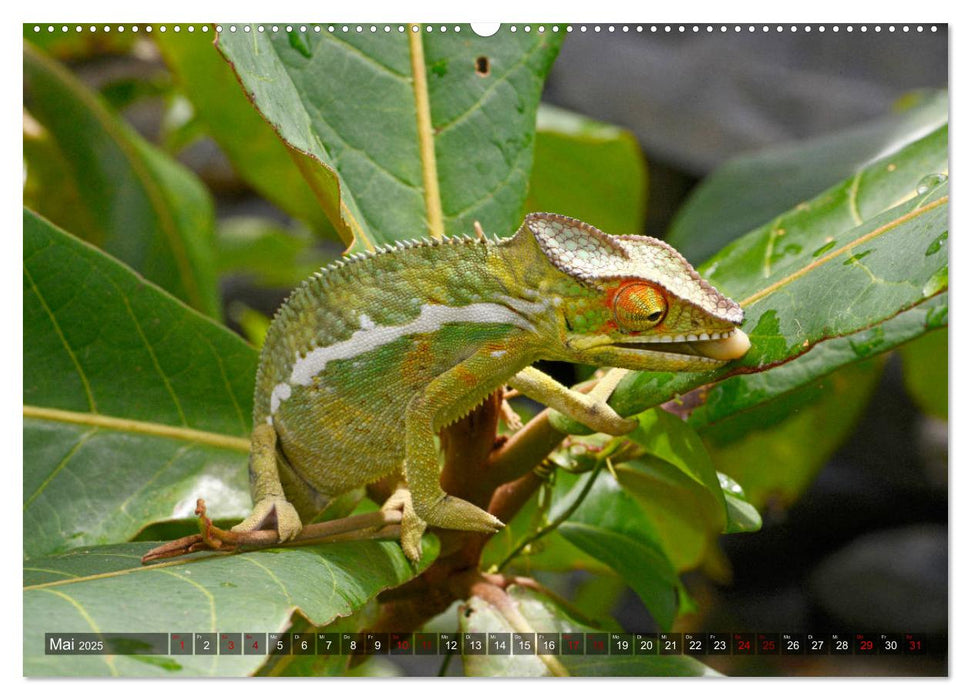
[23,209,255,557]
[216,217,335,289]
[459,585,716,676]
[227,302,272,348]
[571,574,629,623]
[899,328,948,420]
[612,459,725,572]
[615,409,732,568]
[216,24,563,251]
[480,487,612,575]
[526,104,647,234]
[153,29,336,235]
[699,359,884,508]
[628,409,724,500]
[667,91,948,264]
[611,125,948,425]
[718,473,762,533]
[23,44,221,318]
[553,470,679,629]
[23,538,439,677]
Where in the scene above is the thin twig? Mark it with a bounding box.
[494,459,605,573]
[140,499,402,563]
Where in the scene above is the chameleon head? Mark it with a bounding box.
[522,213,750,372]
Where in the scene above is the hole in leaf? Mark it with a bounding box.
[475,55,490,77]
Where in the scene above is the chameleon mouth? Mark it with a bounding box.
[613,328,751,362]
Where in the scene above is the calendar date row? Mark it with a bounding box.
[46,632,932,656]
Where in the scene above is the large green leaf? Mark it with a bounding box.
[153,29,335,235]
[216,217,335,289]
[216,24,562,251]
[23,539,439,677]
[615,409,729,570]
[899,327,948,420]
[608,125,948,426]
[459,585,716,676]
[553,469,679,629]
[627,409,725,505]
[526,104,647,234]
[23,209,254,558]
[667,91,948,264]
[702,359,884,508]
[484,409,759,578]
[23,44,221,318]
[479,469,612,576]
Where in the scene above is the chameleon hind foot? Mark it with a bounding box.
[381,487,426,562]
[231,496,303,542]
[414,493,504,535]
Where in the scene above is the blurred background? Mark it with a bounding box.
[24,23,948,676]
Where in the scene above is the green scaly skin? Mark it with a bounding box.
[232,213,751,561]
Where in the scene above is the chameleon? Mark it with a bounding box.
[232,213,750,561]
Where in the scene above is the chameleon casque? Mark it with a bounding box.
[233,213,750,561]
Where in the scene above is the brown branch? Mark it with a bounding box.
[485,408,566,487]
[440,389,503,508]
[140,499,401,563]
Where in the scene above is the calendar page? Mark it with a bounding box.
[22,13,949,679]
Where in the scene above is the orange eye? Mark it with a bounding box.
[614,283,668,330]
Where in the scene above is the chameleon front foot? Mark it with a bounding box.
[231,496,303,542]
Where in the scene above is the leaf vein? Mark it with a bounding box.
[847,170,864,226]
[107,275,189,425]
[23,427,98,510]
[433,39,545,136]
[39,588,118,675]
[324,32,410,79]
[115,443,195,521]
[239,554,294,604]
[24,265,98,412]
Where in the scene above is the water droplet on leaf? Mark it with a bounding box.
[843,250,873,266]
[813,239,836,257]
[925,304,948,329]
[925,230,948,256]
[922,265,948,297]
[431,59,448,77]
[287,29,313,58]
[848,326,885,357]
[916,173,947,195]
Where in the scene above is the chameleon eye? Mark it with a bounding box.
[613,283,668,331]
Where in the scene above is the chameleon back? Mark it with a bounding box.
[254,236,537,497]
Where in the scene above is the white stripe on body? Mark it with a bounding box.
[268,299,548,417]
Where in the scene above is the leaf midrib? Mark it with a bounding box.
[408,24,445,240]
[23,405,251,452]
[740,194,948,309]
